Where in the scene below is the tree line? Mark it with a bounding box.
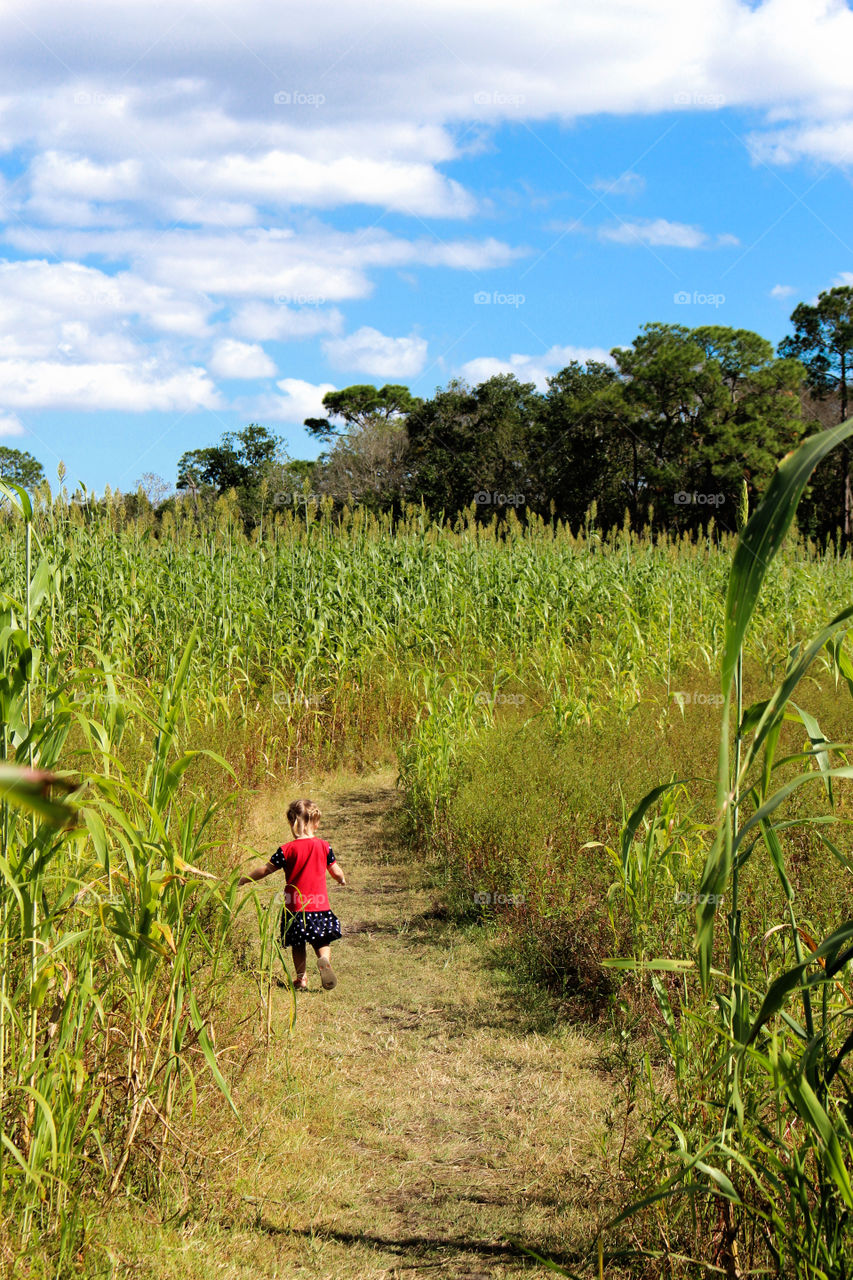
[4,285,852,541]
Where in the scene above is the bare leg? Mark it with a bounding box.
[292,944,308,988]
[315,944,337,989]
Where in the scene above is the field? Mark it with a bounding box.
[2,442,853,1278]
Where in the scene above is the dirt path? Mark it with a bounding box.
[123,771,614,1279]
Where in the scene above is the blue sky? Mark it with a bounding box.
[1,0,852,494]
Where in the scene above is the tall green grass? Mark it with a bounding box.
[393,428,853,1277]
[2,475,853,1271]
[601,419,853,1278]
[0,484,246,1269]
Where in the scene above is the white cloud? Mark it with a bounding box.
[209,339,276,379]
[597,218,738,248]
[1,1,852,145]
[164,197,259,227]
[745,120,853,167]
[29,152,142,201]
[230,301,344,342]
[174,151,475,217]
[261,377,337,424]
[770,283,797,298]
[2,227,521,304]
[1,0,852,420]
[0,260,212,348]
[323,327,428,378]
[0,412,25,437]
[0,359,221,411]
[459,344,614,390]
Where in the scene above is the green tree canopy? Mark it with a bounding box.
[177,424,285,523]
[405,374,542,517]
[305,384,421,440]
[779,286,853,538]
[0,447,44,491]
[538,361,630,530]
[612,323,804,532]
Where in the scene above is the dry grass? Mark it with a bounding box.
[98,770,617,1280]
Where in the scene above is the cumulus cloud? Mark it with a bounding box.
[770,283,797,298]
[173,151,475,217]
[323,327,428,378]
[1,0,852,420]
[0,412,25,437]
[4,1,853,131]
[0,359,221,411]
[459,344,614,390]
[745,120,853,167]
[2,227,521,302]
[209,339,276,379]
[0,1,850,241]
[29,152,142,201]
[260,377,337,424]
[230,301,344,342]
[0,260,212,347]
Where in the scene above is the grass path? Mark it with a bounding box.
[114,770,615,1279]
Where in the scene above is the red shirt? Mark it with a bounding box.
[269,837,336,911]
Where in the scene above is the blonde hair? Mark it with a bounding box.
[287,798,321,837]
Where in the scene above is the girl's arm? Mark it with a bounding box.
[328,861,347,887]
[238,860,278,886]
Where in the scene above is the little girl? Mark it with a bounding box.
[239,798,347,990]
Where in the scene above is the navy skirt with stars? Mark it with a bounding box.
[280,908,342,949]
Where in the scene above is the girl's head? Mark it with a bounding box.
[287,798,321,837]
